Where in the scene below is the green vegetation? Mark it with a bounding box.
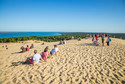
[0,32,124,43]
[0,34,85,43]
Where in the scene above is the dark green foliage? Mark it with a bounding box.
[0,34,84,43]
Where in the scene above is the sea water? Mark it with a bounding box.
[0,32,61,38]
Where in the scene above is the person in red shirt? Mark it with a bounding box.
[96,34,99,41]
[96,34,99,45]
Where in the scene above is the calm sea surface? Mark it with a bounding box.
[0,32,61,38]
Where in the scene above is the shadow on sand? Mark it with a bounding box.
[11,51,25,54]
[11,56,33,66]
[76,43,95,46]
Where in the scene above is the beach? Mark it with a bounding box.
[0,38,125,84]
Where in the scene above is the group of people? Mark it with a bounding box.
[77,37,81,41]
[20,44,34,52]
[2,45,8,49]
[27,45,60,65]
[59,39,66,45]
[92,34,112,46]
[20,34,112,66]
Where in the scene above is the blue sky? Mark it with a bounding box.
[0,0,125,33]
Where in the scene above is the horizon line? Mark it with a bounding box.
[0,31,125,34]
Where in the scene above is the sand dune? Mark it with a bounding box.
[0,38,125,84]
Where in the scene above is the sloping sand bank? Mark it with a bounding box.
[0,38,125,84]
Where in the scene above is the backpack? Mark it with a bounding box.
[110,39,112,41]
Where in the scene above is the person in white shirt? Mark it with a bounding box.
[50,45,59,55]
[71,36,74,40]
[28,50,42,66]
[63,39,66,44]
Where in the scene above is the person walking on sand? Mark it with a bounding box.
[101,34,105,46]
[96,34,99,45]
[92,36,94,44]
[107,35,110,46]
[28,50,42,66]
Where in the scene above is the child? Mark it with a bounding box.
[26,45,30,51]
[42,48,50,62]
[50,45,59,55]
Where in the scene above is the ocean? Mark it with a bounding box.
[0,32,61,38]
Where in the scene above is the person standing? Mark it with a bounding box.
[107,35,110,46]
[92,36,94,44]
[101,34,105,46]
[96,34,99,45]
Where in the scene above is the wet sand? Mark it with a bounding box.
[0,38,125,84]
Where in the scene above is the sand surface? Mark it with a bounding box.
[0,38,125,84]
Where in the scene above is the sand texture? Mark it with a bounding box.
[0,38,125,84]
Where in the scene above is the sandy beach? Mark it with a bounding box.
[0,38,125,84]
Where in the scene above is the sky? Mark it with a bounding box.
[0,0,125,33]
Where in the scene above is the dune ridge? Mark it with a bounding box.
[0,38,125,84]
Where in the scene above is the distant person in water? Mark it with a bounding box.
[101,34,105,46]
[107,35,110,46]
[30,44,34,49]
[50,45,59,55]
[26,45,30,51]
[28,50,42,65]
